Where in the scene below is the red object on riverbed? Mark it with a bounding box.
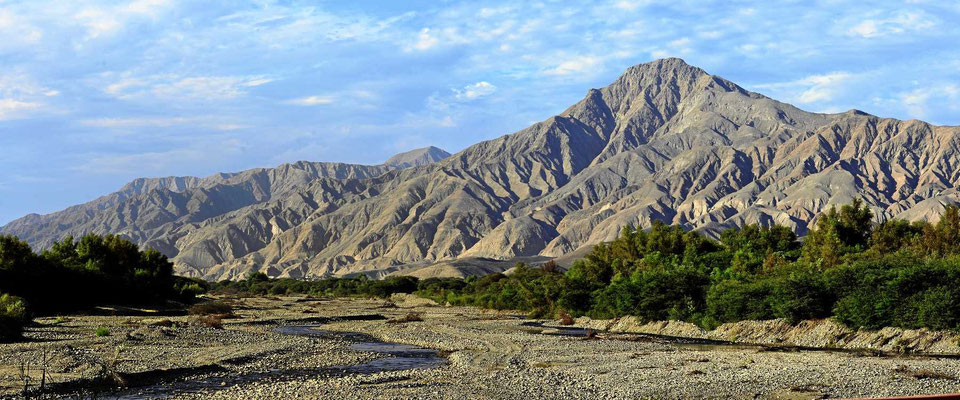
[844,394,960,400]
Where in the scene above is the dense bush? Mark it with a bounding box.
[0,293,29,342]
[212,273,423,299]
[403,202,960,332]
[0,234,191,317]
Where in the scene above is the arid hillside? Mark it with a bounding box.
[5,58,960,280]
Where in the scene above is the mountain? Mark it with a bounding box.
[4,58,960,280]
[384,146,452,168]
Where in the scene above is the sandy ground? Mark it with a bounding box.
[2,296,960,399]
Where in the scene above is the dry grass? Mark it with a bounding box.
[188,301,234,316]
[557,310,574,326]
[192,315,224,329]
[894,365,956,380]
[388,312,423,324]
[378,301,398,309]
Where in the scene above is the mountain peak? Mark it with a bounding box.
[625,57,701,76]
[384,146,451,168]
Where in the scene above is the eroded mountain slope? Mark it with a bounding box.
[4,58,960,280]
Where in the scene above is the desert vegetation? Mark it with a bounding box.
[213,273,420,299]
[412,200,960,331]
[0,234,201,342]
[199,200,960,332]
[5,200,960,343]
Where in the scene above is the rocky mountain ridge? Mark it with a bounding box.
[4,58,960,280]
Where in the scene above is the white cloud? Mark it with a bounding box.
[613,1,650,11]
[0,73,58,120]
[543,56,602,76]
[285,96,335,106]
[846,11,937,38]
[454,81,496,100]
[80,116,249,130]
[848,20,879,38]
[796,72,853,103]
[152,76,251,100]
[123,0,172,17]
[74,144,243,175]
[698,30,723,40]
[411,28,439,51]
[0,99,42,121]
[753,72,854,104]
[668,37,691,48]
[74,0,173,40]
[0,9,43,51]
[899,84,960,120]
[103,74,271,101]
[439,115,456,127]
[74,9,121,39]
[243,78,274,87]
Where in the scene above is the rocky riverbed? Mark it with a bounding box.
[2,296,960,399]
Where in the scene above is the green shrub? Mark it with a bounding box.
[0,293,30,322]
[705,279,773,324]
[1,234,180,315]
[95,327,110,337]
[0,292,29,342]
[769,266,833,323]
[831,255,960,330]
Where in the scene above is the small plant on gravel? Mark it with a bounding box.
[52,316,71,325]
[193,314,224,329]
[895,365,955,380]
[388,312,423,324]
[85,346,128,387]
[378,301,398,308]
[557,310,574,326]
[95,327,111,337]
[188,300,234,316]
[149,319,174,327]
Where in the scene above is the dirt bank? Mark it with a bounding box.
[569,316,960,355]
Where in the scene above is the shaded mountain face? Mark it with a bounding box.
[4,58,960,280]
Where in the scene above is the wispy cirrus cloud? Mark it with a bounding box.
[79,116,250,131]
[102,74,273,101]
[0,73,59,120]
[454,82,496,100]
[846,10,938,38]
[284,96,335,106]
[751,72,859,109]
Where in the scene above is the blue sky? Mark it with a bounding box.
[1,0,959,224]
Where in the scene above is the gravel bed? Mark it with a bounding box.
[3,297,960,399]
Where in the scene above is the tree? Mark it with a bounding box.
[720,224,799,274]
[802,199,874,267]
[869,219,923,253]
[0,236,37,272]
[919,205,960,256]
